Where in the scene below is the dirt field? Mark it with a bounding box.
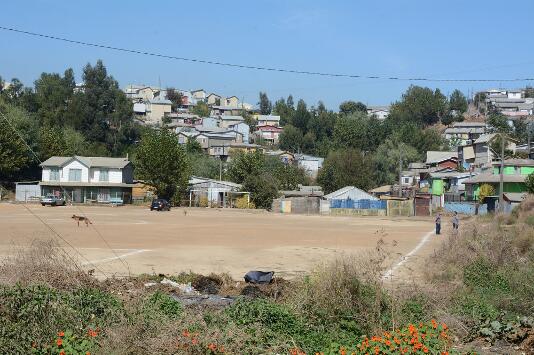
[0,203,441,280]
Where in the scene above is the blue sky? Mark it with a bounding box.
[1,0,534,110]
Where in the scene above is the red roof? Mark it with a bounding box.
[255,125,283,132]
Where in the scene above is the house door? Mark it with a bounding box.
[414,197,430,216]
[72,188,83,203]
[98,189,110,202]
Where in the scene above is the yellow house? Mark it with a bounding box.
[206,93,222,106]
[146,98,172,125]
[223,96,240,107]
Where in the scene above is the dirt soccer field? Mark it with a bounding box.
[0,203,440,280]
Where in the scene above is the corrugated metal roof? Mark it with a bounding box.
[426,151,458,164]
[40,156,130,168]
[323,186,377,200]
[463,173,526,184]
[493,158,534,167]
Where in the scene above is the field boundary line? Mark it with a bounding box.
[81,249,150,266]
[382,229,434,280]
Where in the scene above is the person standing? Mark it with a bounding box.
[452,211,459,231]
[435,213,442,235]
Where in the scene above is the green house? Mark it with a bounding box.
[464,159,534,201]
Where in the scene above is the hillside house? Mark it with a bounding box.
[223,96,239,107]
[366,106,390,120]
[266,150,295,164]
[443,122,486,146]
[144,98,172,125]
[211,106,244,116]
[295,154,324,178]
[256,115,281,126]
[463,159,534,201]
[39,156,134,204]
[206,93,222,106]
[191,89,207,102]
[255,125,283,144]
[229,122,250,143]
[219,115,245,128]
[457,134,517,169]
[426,151,458,170]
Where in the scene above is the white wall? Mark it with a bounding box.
[59,160,88,182]
[42,160,125,184]
[298,160,320,177]
[89,168,123,183]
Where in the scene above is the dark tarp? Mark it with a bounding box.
[244,271,274,284]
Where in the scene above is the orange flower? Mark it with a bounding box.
[394,337,401,345]
[442,323,448,330]
[56,339,63,346]
[86,352,91,355]
[87,329,98,337]
[182,330,190,337]
[191,338,198,345]
[440,331,448,339]
[442,352,449,355]
[385,340,392,346]
[60,351,65,355]
[57,331,65,337]
[431,319,438,329]
[423,346,429,353]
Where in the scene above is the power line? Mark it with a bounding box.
[0,108,130,277]
[1,25,534,83]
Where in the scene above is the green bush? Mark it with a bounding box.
[227,298,299,334]
[463,258,510,292]
[146,291,183,318]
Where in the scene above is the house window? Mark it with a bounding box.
[68,169,82,182]
[99,169,109,182]
[49,168,60,181]
[403,177,410,184]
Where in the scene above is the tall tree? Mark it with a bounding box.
[166,88,184,112]
[339,101,367,115]
[278,125,304,152]
[0,100,39,180]
[273,96,294,126]
[135,129,190,201]
[389,85,448,126]
[226,150,265,184]
[317,149,373,193]
[258,92,272,115]
[34,69,75,127]
[292,99,310,132]
[38,126,67,160]
[449,89,468,114]
[333,112,385,152]
[372,140,420,186]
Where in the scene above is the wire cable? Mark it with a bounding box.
[1,25,534,83]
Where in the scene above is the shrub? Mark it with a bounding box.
[146,291,183,318]
[234,195,254,209]
[478,183,495,203]
[463,258,510,292]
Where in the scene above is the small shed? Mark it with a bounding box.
[324,186,378,201]
[15,181,41,202]
[188,176,247,208]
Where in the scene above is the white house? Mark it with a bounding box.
[323,186,378,201]
[188,176,246,208]
[295,154,324,178]
[39,156,134,203]
[229,122,250,143]
[256,115,281,126]
[367,106,390,120]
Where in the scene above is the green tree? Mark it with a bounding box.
[34,69,75,127]
[273,96,294,126]
[242,173,279,210]
[372,140,420,186]
[226,150,265,184]
[189,153,221,180]
[317,149,373,193]
[192,101,210,117]
[166,88,184,111]
[292,99,310,132]
[63,127,88,156]
[333,112,385,152]
[0,100,39,179]
[266,157,308,190]
[135,129,190,201]
[339,101,367,115]
[258,92,272,115]
[38,126,67,160]
[185,138,203,154]
[487,113,512,134]
[449,89,468,114]
[389,85,448,126]
[526,172,534,194]
[278,125,304,152]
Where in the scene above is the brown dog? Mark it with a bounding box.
[71,214,92,227]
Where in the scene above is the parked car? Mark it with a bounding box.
[40,195,66,206]
[150,199,171,211]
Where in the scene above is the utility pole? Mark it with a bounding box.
[398,151,403,198]
[498,133,505,213]
[528,120,533,159]
[219,158,222,181]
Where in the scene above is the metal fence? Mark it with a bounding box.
[330,199,386,210]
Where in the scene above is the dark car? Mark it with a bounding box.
[150,199,171,211]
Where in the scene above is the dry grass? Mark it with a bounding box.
[0,239,96,290]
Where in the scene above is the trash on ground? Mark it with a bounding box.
[170,294,236,307]
[244,271,274,284]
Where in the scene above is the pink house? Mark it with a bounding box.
[255,125,283,144]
